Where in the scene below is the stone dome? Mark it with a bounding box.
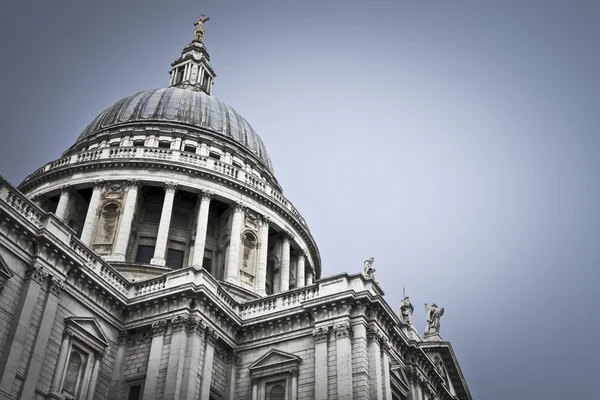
[77,86,273,170]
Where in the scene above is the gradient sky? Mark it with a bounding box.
[1,1,599,398]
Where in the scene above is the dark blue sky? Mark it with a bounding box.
[1,1,599,398]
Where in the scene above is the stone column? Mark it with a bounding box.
[306,269,314,285]
[164,316,188,400]
[151,183,177,266]
[55,185,71,221]
[84,354,102,400]
[200,329,218,399]
[313,326,329,400]
[80,180,104,245]
[180,317,205,400]
[191,191,213,268]
[143,320,168,400]
[382,343,392,400]
[367,327,384,400]
[225,203,244,283]
[334,321,353,400]
[279,234,291,291]
[251,378,259,400]
[291,369,298,400]
[224,349,238,400]
[0,264,48,398]
[296,252,306,288]
[113,180,140,261]
[50,331,72,393]
[255,216,270,294]
[107,330,129,399]
[20,277,64,400]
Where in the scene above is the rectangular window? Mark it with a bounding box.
[202,257,212,274]
[127,384,142,400]
[183,145,197,153]
[209,151,221,160]
[109,141,120,148]
[166,249,185,269]
[135,245,155,264]
[142,205,161,224]
[133,139,145,147]
[158,141,171,149]
[171,210,191,229]
[207,218,217,238]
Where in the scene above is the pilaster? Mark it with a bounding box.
[107,330,129,399]
[313,326,329,400]
[142,319,168,400]
[200,328,218,399]
[180,316,205,400]
[334,320,353,400]
[164,315,188,400]
[20,276,65,399]
[224,349,238,400]
[367,326,384,400]
[0,264,48,399]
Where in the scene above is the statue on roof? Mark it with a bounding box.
[363,257,378,283]
[425,303,444,334]
[194,15,210,42]
[399,296,414,325]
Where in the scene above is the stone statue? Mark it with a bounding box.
[194,14,210,41]
[425,303,444,335]
[363,257,377,282]
[399,296,414,325]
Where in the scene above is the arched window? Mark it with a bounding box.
[268,383,285,400]
[63,349,87,397]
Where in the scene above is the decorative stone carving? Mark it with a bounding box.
[171,314,188,331]
[185,315,204,333]
[117,330,129,345]
[366,326,382,343]
[227,349,239,364]
[60,185,72,194]
[334,322,352,339]
[233,202,246,213]
[400,296,415,325]
[151,319,168,336]
[312,326,329,343]
[165,181,178,192]
[200,190,214,201]
[49,276,65,296]
[206,328,219,344]
[290,368,298,376]
[425,303,444,335]
[92,180,105,190]
[26,263,49,284]
[126,179,141,188]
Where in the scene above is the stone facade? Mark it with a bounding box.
[0,18,470,400]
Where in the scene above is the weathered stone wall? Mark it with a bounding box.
[0,249,25,364]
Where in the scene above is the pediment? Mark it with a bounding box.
[65,317,109,352]
[0,254,14,279]
[249,349,302,372]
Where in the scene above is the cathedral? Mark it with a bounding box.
[0,17,471,400]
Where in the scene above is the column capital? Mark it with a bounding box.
[259,215,271,226]
[251,377,260,386]
[185,315,205,332]
[334,322,352,339]
[151,319,168,336]
[290,368,299,377]
[126,179,141,189]
[49,276,65,297]
[200,190,214,201]
[233,201,246,213]
[117,330,129,345]
[206,327,219,344]
[171,314,188,331]
[164,181,178,193]
[60,185,72,194]
[282,231,293,242]
[366,326,383,343]
[26,263,49,284]
[92,180,105,190]
[312,326,329,343]
[226,349,239,364]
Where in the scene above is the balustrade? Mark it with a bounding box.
[22,144,309,227]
